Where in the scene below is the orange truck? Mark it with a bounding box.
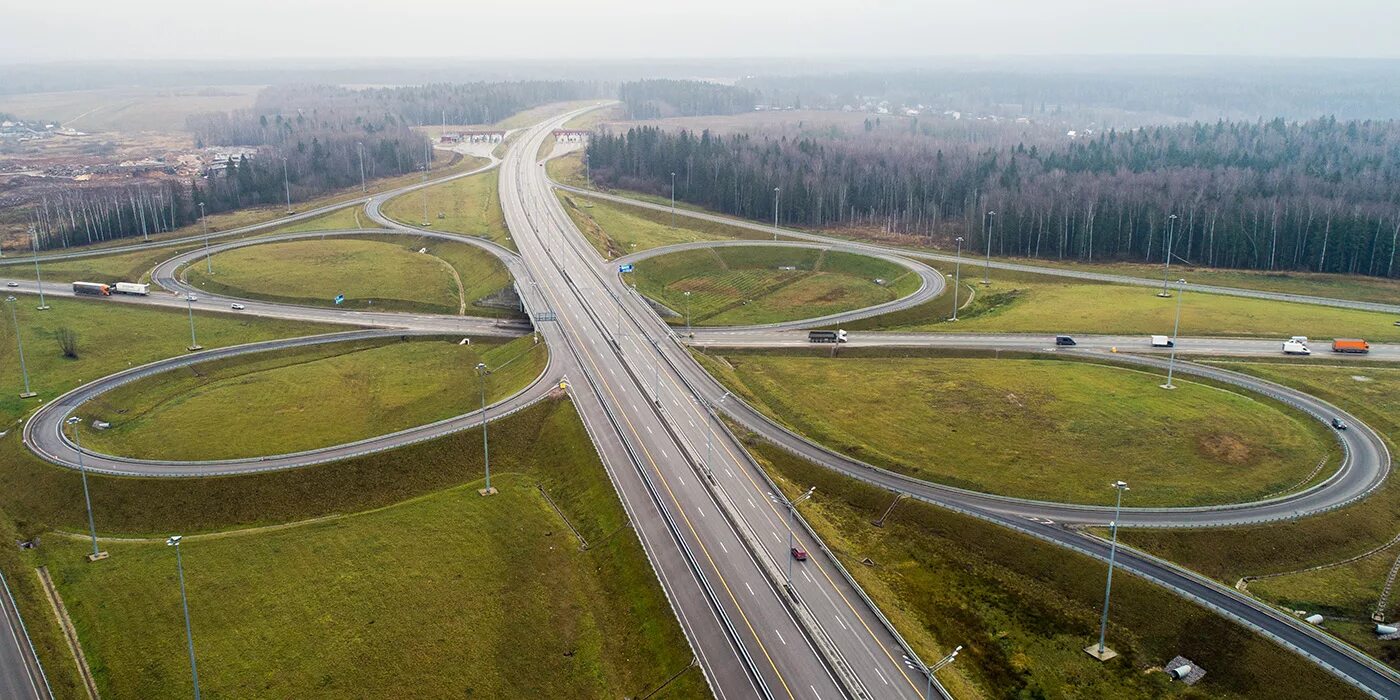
[1332,339,1370,353]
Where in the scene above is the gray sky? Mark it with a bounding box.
[6,0,1400,63]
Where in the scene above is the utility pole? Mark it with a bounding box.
[421,141,430,227]
[683,291,692,336]
[1161,278,1186,389]
[282,157,292,214]
[670,172,676,229]
[357,141,367,193]
[6,297,36,398]
[198,202,211,275]
[166,535,201,700]
[29,227,49,310]
[769,487,815,590]
[1088,480,1130,661]
[905,645,962,700]
[951,236,964,321]
[1158,214,1178,297]
[185,294,202,351]
[772,187,781,241]
[66,417,107,561]
[981,210,996,285]
[476,362,496,495]
[584,152,590,188]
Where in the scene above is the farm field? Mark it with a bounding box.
[0,86,262,133]
[633,246,920,326]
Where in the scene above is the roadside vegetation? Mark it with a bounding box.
[1120,359,1400,666]
[380,170,514,250]
[698,348,1332,506]
[0,296,347,423]
[744,432,1365,699]
[16,398,703,699]
[634,246,920,326]
[558,191,771,259]
[260,204,382,235]
[78,334,546,460]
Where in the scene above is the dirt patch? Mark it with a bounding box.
[1197,432,1254,465]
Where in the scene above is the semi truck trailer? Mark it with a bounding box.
[72,282,111,296]
[113,282,150,296]
[808,330,848,343]
[1332,338,1370,353]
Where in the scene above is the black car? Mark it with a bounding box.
[1332,418,1348,431]
[1055,336,1077,346]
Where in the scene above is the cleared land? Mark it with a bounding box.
[79,335,545,460]
[0,296,346,423]
[1121,360,1400,667]
[184,236,513,315]
[0,86,261,133]
[745,433,1364,699]
[380,170,515,250]
[558,191,772,259]
[25,399,703,699]
[634,246,920,327]
[844,267,1400,342]
[700,350,1331,506]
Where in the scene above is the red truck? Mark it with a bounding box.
[1332,339,1370,353]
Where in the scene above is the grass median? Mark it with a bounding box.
[557,191,770,259]
[380,170,514,251]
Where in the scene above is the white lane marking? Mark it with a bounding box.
[834,615,848,631]
[661,449,669,458]
[772,531,781,543]
[719,540,727,553]
[874,668,889,685]
[744,582,754,596]
[810,686,821,699]
[726,468,735,478]
[747,498,757,509]
[697,506,704,518]
[802,569,815,584]
[645,425,653,435]
[775,629,787,645]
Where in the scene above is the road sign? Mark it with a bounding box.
[618,264,634,273]
[334,294,345,305]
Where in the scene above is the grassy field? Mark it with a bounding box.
[184,236,512,315]
[1119,360,1400,666]
[261,205,381,234]
[844,267,1400,341]
[634,246,921,327]
[558,191,774,259]
[23,398,703,699]
[79,335,546,460]
[743,433,1365,699]
[699,349,1332,506]
[380,170,514,250]
[0,86,261,133]
[0,296,346,424]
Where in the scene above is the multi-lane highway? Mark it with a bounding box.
[5,103,1400,699]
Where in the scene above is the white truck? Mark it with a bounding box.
[1151,335,1174,348]
[113,282,150,296]
[1282,339,1311,355]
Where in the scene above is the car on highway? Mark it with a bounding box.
[1332,418,1349,430]
[231,303,246,310]
[1055,335,1077,346]
[790,546,808,561]
[5,281,17,288]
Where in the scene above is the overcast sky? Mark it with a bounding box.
[5,0,1400,63]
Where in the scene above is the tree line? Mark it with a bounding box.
[618,80,756,119]
[585,118,1400,277]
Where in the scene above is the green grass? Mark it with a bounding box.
[0,510,87,699]
[25,398,704,699]
[20,245,195,285]
[1118,360,1400,667]
[184,236,514,315]
[845,268,1400,342]
[380,170,515,251]
[699,349,1332,506]
[742,431,1365,699]
[261,205,382,234]
[78,335,546,460]
[0,296,348,424]
[633,246,920,327]
[558,192,773,260]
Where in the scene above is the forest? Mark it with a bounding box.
[586,118,1400,277]
[618,80,756,119]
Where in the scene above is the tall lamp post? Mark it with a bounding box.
[981,210,996,285]
[27,226,49,310]
[65,417,107,562]
[7,297,36,398]
[198,202,211,275]
[476,362,496,495]
[1161,278,1186,389]
[1088,480,1129,660]
[185,294,202,351]
[166,535,202,700]
[772,187,781,241]
[951,236,965,321]
[281,156,292,214]
[1158,214,1178,297]
[357,141,367,193]
[768,487,816,590]
[670,171,676,229]
[904,645,962,700]
[683,291,692,336]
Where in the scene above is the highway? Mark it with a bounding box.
[3,103,1399,699]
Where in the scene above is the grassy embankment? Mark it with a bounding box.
[557,192,776,260]
[744,432,1365,699]
[633,246,921,327]
[14,398,703,699]
[79,334,546,460]
[184,235,513,316]
[380,170,515,251]
[842,267,1400,342]
[697,349,1332,507]
[1121,360,1400,666]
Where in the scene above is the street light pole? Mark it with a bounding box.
[198,202,211,275]
[1090,480,1130,660]
[281,157,292,214]
[1161,278,1186,389]
[982,210,996,285]
[951,236,964,321]
[27,226,49,310]
[670,171,676,229]
[905,645,962,700]
[769,487,815,589]
[1158,214,1178,297]
[7,297,36,398]
[185,294,201,351]
[772,187,780,241]
[476,362,496,495]
[683,291,691,336]
[166,535,201,700]
[66,417,106,562]
[357,141,366,193]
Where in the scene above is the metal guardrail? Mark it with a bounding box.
[0,567,53,699]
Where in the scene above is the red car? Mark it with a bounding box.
[790,546,808,561]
